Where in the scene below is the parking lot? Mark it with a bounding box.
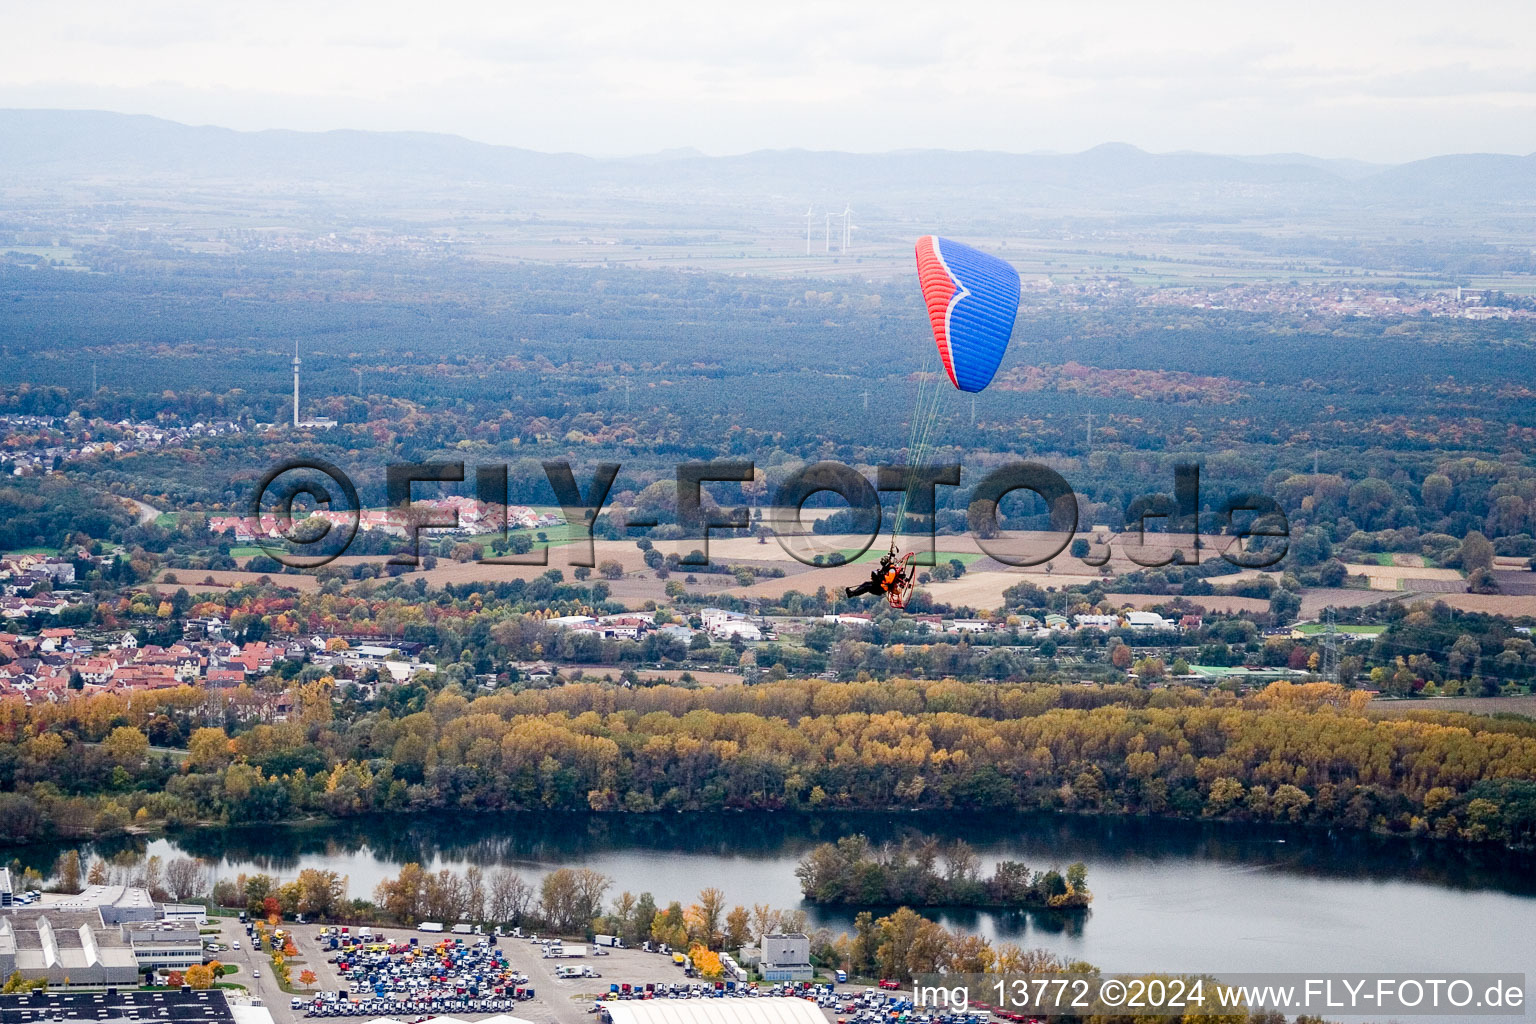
[208,919,975,1024]
[210,920,724,1024]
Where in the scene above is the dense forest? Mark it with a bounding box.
[6,250,1536,555]
[2,679,1534,848]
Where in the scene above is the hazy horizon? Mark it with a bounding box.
[4,0,1535,163]
[6,106,1535,166]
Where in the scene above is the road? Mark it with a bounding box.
[127,497,163,526]
[215,915,288,1012]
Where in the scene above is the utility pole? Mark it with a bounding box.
[624,379,631,411]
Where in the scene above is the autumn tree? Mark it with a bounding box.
[694,887,726,948]
[724,905,752,950]
[651,902,688,948]
[874,907,951,982]
[750,903,780,943]
[296,868,347,919]
[164,858,208,901]
[463,865,486,923]
[848,911,879,977]
[374,863,427,923]
[53,850,82,894]
[487,868,534,925]
[539,867,610,935]
[949,933,996,973]
[689,944,724,979]
[102,726,149,767]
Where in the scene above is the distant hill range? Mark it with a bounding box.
[2,108,1533,211]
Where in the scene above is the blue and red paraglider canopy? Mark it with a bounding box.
[914,234,1022,393]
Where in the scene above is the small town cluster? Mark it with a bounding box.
[206,502,564,545]
[0,594,1217,707]
[1,415,245,478]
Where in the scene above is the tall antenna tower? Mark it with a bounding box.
[292,340,301,428]
[1322,606,1339,681]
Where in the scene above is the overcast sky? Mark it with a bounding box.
[3,0,1534,162]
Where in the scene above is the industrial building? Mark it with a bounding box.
[122,919,205,972]
[162,904,211,926]
[758,933,813,982]
[604,999,828,1024]
[0,989,242,1024]
[0,910,141,987]
[0,904,200,986]
[50,885,158,924]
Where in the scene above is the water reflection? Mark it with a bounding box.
[8,810,1532,899]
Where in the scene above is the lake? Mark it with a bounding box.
[8,811,1533,1017]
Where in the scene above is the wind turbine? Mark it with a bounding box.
[804,205,814,256]
[841,205,853,252]
[824,212,831,253]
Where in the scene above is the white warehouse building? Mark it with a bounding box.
[605,999,828,1024]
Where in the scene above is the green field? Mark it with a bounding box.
[463,514,582,552]
[1293,623,1387,636]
